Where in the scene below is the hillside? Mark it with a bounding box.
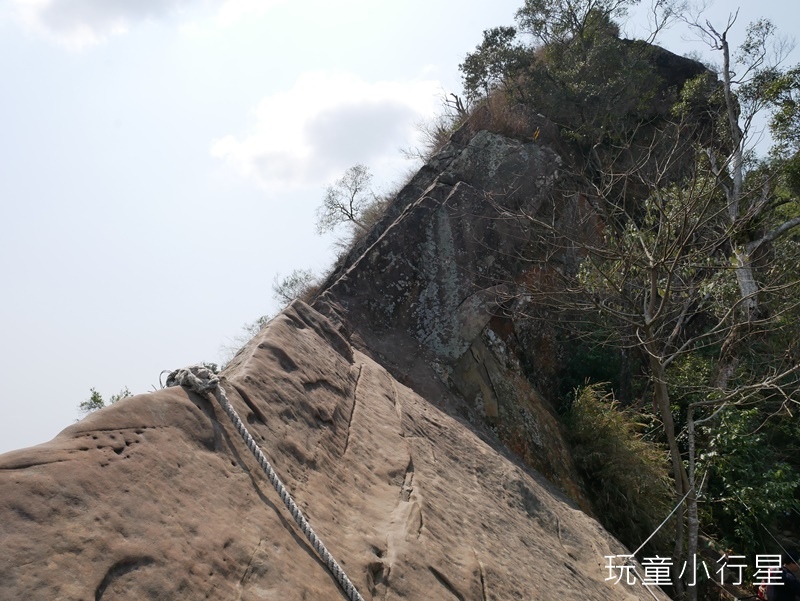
[3,3,800,599]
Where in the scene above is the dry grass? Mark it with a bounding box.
[567,384,673,555]
[465,92,543,142]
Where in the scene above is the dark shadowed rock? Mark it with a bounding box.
[323,130,562,361]
[316,128,601,507]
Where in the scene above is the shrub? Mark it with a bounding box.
[272,269,318,307]
[78,387,132,414]
[566,384,672,554]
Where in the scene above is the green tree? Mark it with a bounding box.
[497,8,800,594]
[768,64,800,196]
[79,386,132,414]
[521,118,799,597]
[460,0,684,159]
[680,14,800,320]
[459,26,527,103]
[514,0,636,47]
[699,407,800,558]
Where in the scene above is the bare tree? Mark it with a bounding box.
[681,10,800,320]
[316,164,376,234]
[271,268,317,307]
[218,270,317,364]
[402,93,469,162]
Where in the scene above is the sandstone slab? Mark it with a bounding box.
[1,302,666,600]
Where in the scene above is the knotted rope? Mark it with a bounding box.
[166,364,365,601]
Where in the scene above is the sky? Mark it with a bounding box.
[1,0,798,454]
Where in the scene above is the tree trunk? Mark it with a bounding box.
[734,247,760,320]
[686,407,700,601]
[618,348,633,405]
[649,353,689,596]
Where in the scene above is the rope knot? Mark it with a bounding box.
[165,364,219,394]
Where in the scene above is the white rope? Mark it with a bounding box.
[166,364,365,601]
[630,478,698,560]
[732,489,794,559]
[620,472,709,600]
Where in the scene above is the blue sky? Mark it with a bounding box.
[1,0,798,454]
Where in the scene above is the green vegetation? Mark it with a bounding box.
[78,386,132,414]
[460,0,672,150]
[700,407,800,559]
[457,1,800,597]
[79,364,221,415]
[207,4,799,596]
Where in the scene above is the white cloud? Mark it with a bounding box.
[12,0,193,47]
[210,71,442,190]
[11,0,280,47]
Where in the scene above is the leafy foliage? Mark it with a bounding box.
[514,0,634,47]
[79,386,132,414]
[765,65,800,196]
[460,26,528,103]
[460,0,665,152]
[458,4,800,594]
[700,407,800,557]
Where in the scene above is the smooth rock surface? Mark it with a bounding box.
[1,302,665,600]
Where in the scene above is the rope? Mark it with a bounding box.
[709,576,758,600]
[621,478,706,601]
[732,489,794,559]
[628,469,708,561]
[166,364,365,601]
[630,485,694,559]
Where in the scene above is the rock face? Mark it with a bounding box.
[318,128,598,507]
[0,129,668,600]
[0,303,663,600]
[323,130,560,362]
